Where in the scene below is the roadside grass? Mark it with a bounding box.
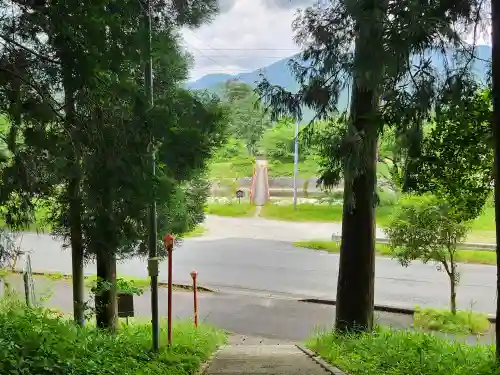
[2,272,210,292]
[183,225,206,238]
[259,203,396,226]
[0,298,226,375]
[306,328,496,375]
[413,307,490,335]
[205,202,255,217]
[293,240,497,266]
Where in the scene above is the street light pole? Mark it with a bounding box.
[293,120,299,210]
[143,0,159,353]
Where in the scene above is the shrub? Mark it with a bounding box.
[0,298,225,375]
[413,307,490,335]
[307,328,496,375]
[386,194,469,314]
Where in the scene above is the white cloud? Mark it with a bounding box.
[182,0,492,81]
[181,0,310,80]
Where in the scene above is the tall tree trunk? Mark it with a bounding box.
[93,107,118,332]
[490,0,500,361]
[449,276,457,315]
[335,0,385,333]
[69,174,85,327]
[61,55,85,327]
[335,91,378,332]
[448,263,457,315]
[95,249,117,331]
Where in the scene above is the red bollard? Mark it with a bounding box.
[190,270,199,328]
[163,234,175,346]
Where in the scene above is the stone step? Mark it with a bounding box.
[203,344,331,375]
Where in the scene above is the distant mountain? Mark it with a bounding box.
[188,45,492,121]
[188,73,234,90]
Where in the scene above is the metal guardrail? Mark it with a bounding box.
[331,234,496,252]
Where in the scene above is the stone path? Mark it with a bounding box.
[204,344,330,375]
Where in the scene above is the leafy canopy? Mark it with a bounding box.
[386,194,469,270]
[415,84,493,222]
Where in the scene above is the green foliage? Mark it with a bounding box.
[309,116,348,189]
[0,299,226,375]
[89,277,144,297]
[413,307,490,335]
[387,194,469,266]
[386,194,470,313]
[0,2,229,259]
[307,328,496,375]
[212,137,247,160]
[416,87,493,222]
[0,0,228,328]
[258,118,295,162]
[222,81,271,155]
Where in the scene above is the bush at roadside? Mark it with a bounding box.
[413,307,490,335]
[307,328,496,375]
[0,298,226,375]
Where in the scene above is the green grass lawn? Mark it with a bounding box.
[0,298,226,375]
[293,240,497,265]
[260,203,396,226]
[205,202,255,217]
[307,328,495,375]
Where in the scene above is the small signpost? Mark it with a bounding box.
[23,254,35,308]
[117,292,134,325]
[236,189,244,204]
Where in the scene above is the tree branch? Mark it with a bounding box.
[0,34,60,65]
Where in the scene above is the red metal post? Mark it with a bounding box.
[167,246,172,344]
[190,270,198,328]
[163,234,175,346]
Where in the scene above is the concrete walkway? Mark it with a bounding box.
[204,344,328,375]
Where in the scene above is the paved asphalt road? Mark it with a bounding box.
[6,276,492,345]
[14,218,497,314]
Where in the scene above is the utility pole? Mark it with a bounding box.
[293,120,299,210]
[143,0,159,353]
[491,0,500,361]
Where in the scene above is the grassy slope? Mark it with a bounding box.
[205,203,255,217]
[307,328,495,375]
[294,240,497,265]
[0,299,226,375]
